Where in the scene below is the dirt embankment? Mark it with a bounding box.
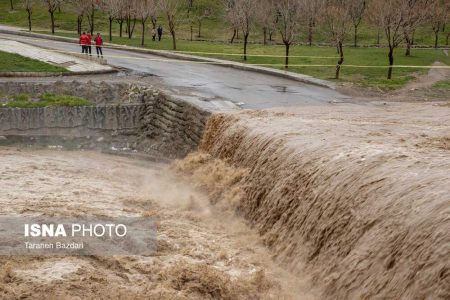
[173,102,450,299]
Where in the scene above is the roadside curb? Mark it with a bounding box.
[0,28,335,89]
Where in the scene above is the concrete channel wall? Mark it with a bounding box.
[0,83,211,158]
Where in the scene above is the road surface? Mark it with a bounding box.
[0,31,349,110]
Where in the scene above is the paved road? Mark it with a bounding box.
[0,32,349,110]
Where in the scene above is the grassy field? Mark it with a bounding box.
[0,50,67,73]
[1,0,449,89]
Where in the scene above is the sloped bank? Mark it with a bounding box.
[0,81,210,158]
[174,107,450,299]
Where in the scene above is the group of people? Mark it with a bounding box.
[79,32,103,58]
[152,25,163,41]
[79,25,164,57]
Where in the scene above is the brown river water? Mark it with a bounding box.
[0,101,449,299]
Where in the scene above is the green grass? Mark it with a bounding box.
[12,93,31,101]
[3,93,92,108]
[433,80,450,90]
[2,0,449,89]
[0,51,67,73]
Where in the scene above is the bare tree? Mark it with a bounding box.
[322,0,351,79]
[42,0,61,34]
[115,0,127,38]
[85,0,97,35]
[223,0,240,43]
[125,1,137,39]
[192,0,216,39]
[258,0,277,45]
[305,0,323,47]
[232,0,259,60]
[430,0,448,48]
[99,0,120,41]
[445,2,450,45]
[23,0,34,31]
[136,0,158,46]
[369,0,407,79]
[70,0,88,35]
[402,0,430,56]
[10,0,14,10]
[349,0,366,47]
[159,0,181,50]
[275,0,304,68]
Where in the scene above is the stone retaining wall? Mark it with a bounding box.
[0,83,211,158]
[0,105,143,136]
[138,90,211,157]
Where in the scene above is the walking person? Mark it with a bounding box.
[157,25,163,41]
[95,33,103,58]
[152,27,156,41]
[86,32,92,56]
[80,32,88,54]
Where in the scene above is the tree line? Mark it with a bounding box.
[16,0,450,79]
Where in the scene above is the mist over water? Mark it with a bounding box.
[0,148,313,299]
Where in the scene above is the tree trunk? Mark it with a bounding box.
[434,32,439,48]
[126,16,136,39]
[109,16,113,41]
[90,6,95,35]
[198,20,202,38]
[230,29,236,44]
[171,30,176,50]
[387,47,394,79]
[119,20,123,38]
[27,10,32,31]
[50,11,55,34]
[335,41,344,79]
[190,24,193,41]
[405,42,411,56]
[354,25,358,47]
[263,27,267,45]
[141,21,146,46]
[405,32,411,56]
[284,42,290,69]
[377,29,380,47]
[128,18,136,39]
[10,0,13,10]
[308,19,313,47]
[77,15,83,35]
[243,34,248,61]
[269,30,273,41]
[446,32,450,45]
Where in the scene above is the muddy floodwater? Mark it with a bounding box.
[0,148,314,299]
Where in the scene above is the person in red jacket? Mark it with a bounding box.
[79,32,88,54]
[95,33,103,58]
[86,33,92,56]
